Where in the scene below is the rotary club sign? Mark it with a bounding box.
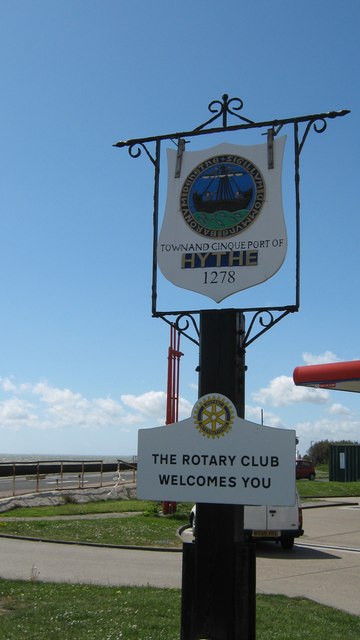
[137,394,296,505]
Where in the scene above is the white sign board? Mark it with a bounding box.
[157,139,288,302]
[137,394,296,506]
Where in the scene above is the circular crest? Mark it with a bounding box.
[180,155,265,238]
[193,394,235,439]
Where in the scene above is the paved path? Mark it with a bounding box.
[255,499,360,615]
[0,537,182,588]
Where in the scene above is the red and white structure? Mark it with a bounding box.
[293,360,360,394]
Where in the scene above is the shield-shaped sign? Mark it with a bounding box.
[157,138,288,302]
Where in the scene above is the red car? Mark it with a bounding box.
[296,459,316,480]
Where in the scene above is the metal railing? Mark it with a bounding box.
[0,459,137,497]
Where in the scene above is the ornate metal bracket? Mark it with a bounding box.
[298,115,329,156]
[194,93,255,130]
[243,308,294,350]
[128,142,156,166]
[157,306,297,351]
[158,313,200,346]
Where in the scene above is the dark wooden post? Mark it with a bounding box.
[181,309,256,640]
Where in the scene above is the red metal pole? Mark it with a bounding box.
[163,324,183,514]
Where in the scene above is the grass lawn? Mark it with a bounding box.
[296,479,360,498]
[0,512,187,547]
[0,579,359,640]
[0,500,191,547]
[1,483,359,636]
[0,499,153,518]
[0,480,359,547]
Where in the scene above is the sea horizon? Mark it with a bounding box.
[0,453,136,464]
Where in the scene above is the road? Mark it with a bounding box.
[255,500,360,615]
[0,499,359,615]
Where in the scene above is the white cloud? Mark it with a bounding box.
[33,382,88,407]
[121,391,166,419]
[0,377,196,435]
[178,396,193,418]
[0,398,37,427]
[294,417,360,448]
[121,390,193,422]
[245,405,285,429]
[252,375,329,407]
[0,378,168,432]
[302,351,339,365]
[327,403,352,416]
[0,377,17,393]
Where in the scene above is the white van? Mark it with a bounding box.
[190,492,303,550]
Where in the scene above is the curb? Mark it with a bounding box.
[0,532,183,553]
[302,501,359,509]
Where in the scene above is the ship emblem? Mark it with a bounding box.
[180,155,265,238]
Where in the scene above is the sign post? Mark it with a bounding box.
[183,309,254,640]
[115,94,349,640]
[137,310,296,639]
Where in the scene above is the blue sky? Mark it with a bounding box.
[0,0,359,458]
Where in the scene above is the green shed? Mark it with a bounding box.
[329,444,360,482]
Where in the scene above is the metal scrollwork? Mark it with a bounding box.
[174,313,200,346]
[244,309,292,349]
[129,142,156,166]
[298,117,327,155]
[244,311,274,348]
[222,95,255,126]
[195,93,254,131]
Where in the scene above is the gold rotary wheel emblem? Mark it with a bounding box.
[193,395,235,439]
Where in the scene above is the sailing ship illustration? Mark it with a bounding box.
[192,164,253,214]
